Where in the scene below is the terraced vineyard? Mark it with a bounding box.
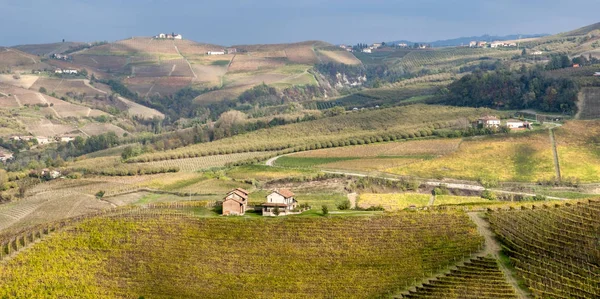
[130,105,495,163]
[0,210,483,298]
[488,200,600,299]
[399,256,517,299]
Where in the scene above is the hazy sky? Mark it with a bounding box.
[1,0,599,46]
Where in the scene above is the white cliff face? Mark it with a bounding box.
[334,72,366,89]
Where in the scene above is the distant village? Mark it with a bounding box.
[338,42,431,54]
[339,39,524,54]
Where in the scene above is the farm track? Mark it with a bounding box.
[467,212,531,299]
[173,44,197,79]
[36,93,61,118]
[12,95,22,108]
[549,128,562,181]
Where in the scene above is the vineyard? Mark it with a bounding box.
[134,151,277,172]
[0,210,484,298]
[488,200,600,298]
[129,105,495,163]
[395,48,518,72]
[399,256,517,299]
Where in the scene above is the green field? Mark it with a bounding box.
[0,210,483,298]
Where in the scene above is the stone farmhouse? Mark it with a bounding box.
[222,188,249,216]
[262,189,298,216]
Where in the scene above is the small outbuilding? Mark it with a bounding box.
[222,188,249,216]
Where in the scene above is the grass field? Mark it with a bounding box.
[0,210,483,298]
[226,165,316,181]
[358,193,431,210]
[292,139,461,158]
[433,195,492,206]
[390,132,556,183]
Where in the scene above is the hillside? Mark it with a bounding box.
[0,209,483,298]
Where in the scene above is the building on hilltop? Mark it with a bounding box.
[154,33,183,40]
[262,189,298,216]
[222,188,249,216]
[207,51,225,55]
[476,116,501,128]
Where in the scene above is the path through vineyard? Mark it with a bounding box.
[467,212,530,299]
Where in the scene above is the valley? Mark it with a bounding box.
[0,20,599,299]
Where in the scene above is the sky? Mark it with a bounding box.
[1,0,599,46]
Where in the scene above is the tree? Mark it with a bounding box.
[95,190,105,199]
[337,200,351,210]
[39,87,47,94]
[521,48,527,56]
[321,205,329,215]
[80,68,88,78]
[273,206,280,216]
[0,169,7,191]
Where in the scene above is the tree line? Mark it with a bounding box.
[443,68,579,114]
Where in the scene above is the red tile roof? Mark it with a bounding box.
[225,190,248,201]
[235,188,249,195]
[276,189,295,198]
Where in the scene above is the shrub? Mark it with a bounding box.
[481,190,496,201]
[95,191,105,199]
[337,199,352,210]
[321,205,329,215]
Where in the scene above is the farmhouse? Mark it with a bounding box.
[207,51,225,55]
[362,48,372,53]
[0,149,13,163]
[262,189,298,216]
[469,41,477,47]
[477,116,501,128]
[35,136,51,145]
[225,48,237,54]
[155,33,183,40]
[222,188,249,216]
[55,69,78,75]
[594,72,600,76]
[505,119,531,130]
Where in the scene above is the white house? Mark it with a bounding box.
[35,136,51,145]
[477,116,501,128]
[469,41,477,47]
[262,189,298,216]
[506,119,531,130]
[532,51,543,55]
[490,41,503,48]
[207,51,225,55]
[372,43,382,49]
[594,72,600,77]
[0,151,13,163]
[361,48,372,53]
